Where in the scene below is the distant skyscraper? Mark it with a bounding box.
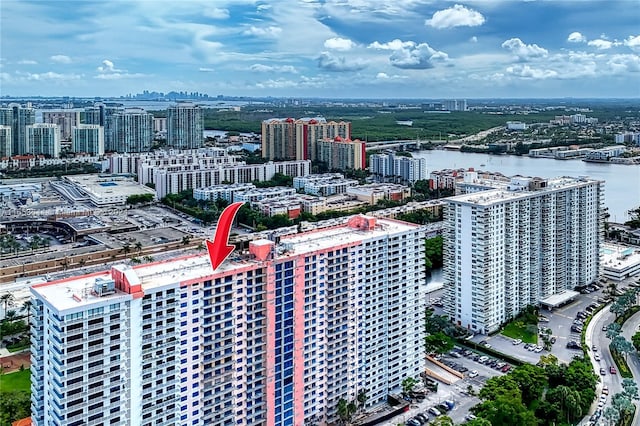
[73,124,104,155]
[42,110,81,140]
[83,104,120,150]
[0,104,36,155]
[0,125,12,157]
[442,99,468,111]
[26,123,61,158]
[261,117,351,161]
[167,103,203,149]
[443,176,603,334]
[108,108,153,153]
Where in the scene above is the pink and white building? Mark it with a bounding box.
[30,215,426,426]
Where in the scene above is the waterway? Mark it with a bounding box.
[413,150,640,222]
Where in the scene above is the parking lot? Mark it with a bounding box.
[383,346,512,425]
[427,282,610,365]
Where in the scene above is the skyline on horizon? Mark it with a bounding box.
[1,0,639,99]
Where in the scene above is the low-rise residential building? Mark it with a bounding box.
[193,182,256,202]
[346,183,411,205]
[234,186,297,203]
[293,173,358,196]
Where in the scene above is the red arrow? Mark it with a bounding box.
[206,202,245,270]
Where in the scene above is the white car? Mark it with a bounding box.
[468,370,479,378]
[512,338,522,345]
[534,346,543,353]
[594,353,601,362]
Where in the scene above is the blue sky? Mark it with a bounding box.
[1,0,639,98]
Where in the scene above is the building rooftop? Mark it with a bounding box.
[64,174,156,199]
[32,215,420,312]
[448,176,602,206]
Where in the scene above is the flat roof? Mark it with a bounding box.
[602,243,640,272]
[64,174,155,199]
[539,290,579,308]
[32,216,421,312]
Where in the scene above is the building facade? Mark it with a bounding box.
[261,118,351,161]
[25,124,61,158]
[31,214,427,426]
[370,152,427,184]
[108,108,154,153]
[42,110,81,140]
[73,124,105,156]
[167,103,203,149]
[317,137,365,170]
[0,125,12,158]
[442,176,604,334]
[0,104,36,155]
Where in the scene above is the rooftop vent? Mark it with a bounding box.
[94,277,116,297]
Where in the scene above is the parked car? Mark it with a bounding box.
[534,346,543,353]
[567,341,581,349]
[512,338,522,345]
[428,407,441,417]
[501,364,512,373]
[468,370,479,378]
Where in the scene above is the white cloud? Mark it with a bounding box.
[623,35,640,52]
[375,40,449,69]
[501,38,548,61]
[567,32,586,43]
[97,59,123,73]
[317,52,367,72]
[587,39,620,50]
[506,64,558,79]
[324,37,356,51]
[250,63,298,73]
[607,54,640,73]
[50,55,71,64]
[243,26,282,38]
[368,39,415,51]
[22,71,82,81]
[470,36,478,43]
[198,67,215,72]
[376,72,390,79]
[94,72,146,80]
[203,8,229,19]
[375,72,405,81]
[425,4,485,29]
[17,59,37,65]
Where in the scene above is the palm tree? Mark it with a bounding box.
[356,389,368,413]
[21,300,32,325]
[121,243,132,255]
[5,310,17,322]
[1,293,15,319]
[134,241,143,253]
[182,236,191,246]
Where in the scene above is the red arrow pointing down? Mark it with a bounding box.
[206,201,245,270]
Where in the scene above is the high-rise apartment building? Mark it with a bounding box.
[31,214,426,426]
[369,152,427,184]
[442,99,467,111]
[317,137,366,170]
[108,108,154,153]
[0,125,12,158]
[167,103,203,149]
[42,110,81,140]
[261,118,351,161]
[25,123,61,158]
[73,124,105,156]
[442,176,603,334]
[0,104,36,155]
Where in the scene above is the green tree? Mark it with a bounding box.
[621,378,639,401]
[1,293,15,319]
[182,236,191,246]
[356,389,368,412]
[336,398,356,425]
[21,300,32,326]
[478,375,520,401]
[401,377,417,396]
[611,335,635,360]
[472,388,538,426]
[430,416,454,426]
[424,332,454,355]
[632,331,640,352]
[134,241,143,253]
[509,363,547,406]
[465,419,492,426]
[0,391,31,425]
[424,236,443,270]
[606,322,622,339]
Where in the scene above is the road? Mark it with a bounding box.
[620,309,640,426]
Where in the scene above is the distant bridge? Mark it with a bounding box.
[365,139,446,151]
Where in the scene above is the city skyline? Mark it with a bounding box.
[1,1,639,99]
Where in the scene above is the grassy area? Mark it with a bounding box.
[0,369,30,393]
[7,343,30,353]
[501,321,538,344]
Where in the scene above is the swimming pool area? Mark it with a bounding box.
[603,247,635,256]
